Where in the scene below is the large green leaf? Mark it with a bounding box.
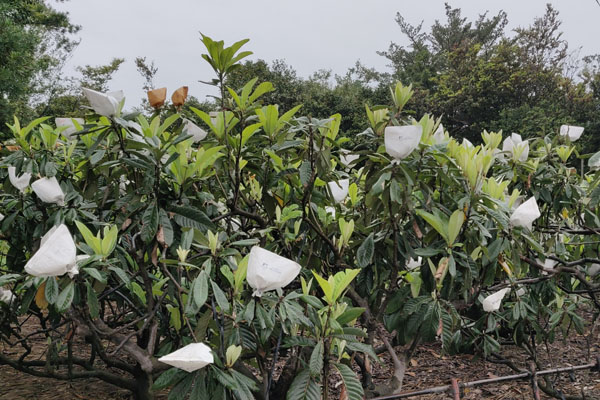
[333,362,364,400]
[416,209,448,243]
[193,271,209,308]
[56,282,74,313]
[170,205,214,233]
[286,368,321,400]
[45,277,59,305]
[447,210,465,246]
[356,233,374,268]
[211,280,230,313]
[309,340,323,377]
[141,202,159,243]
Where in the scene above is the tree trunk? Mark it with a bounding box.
[132,369,154,400]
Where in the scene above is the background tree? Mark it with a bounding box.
[0,0,79,131]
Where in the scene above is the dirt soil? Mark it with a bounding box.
[1,315,599,400]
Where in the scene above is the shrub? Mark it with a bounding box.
[1,35,599,400]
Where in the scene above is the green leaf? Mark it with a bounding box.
[168,305,182,331]
[336,307,365,325]
[309,340,324,377]
[331,269,360,303]
[211,280,230,313]
[312,271,333,304]
[299,161,311,186]
[230,239,259,247]
[390,179,403,204]
[356,233,374,268]
[109,266,131,287]
[333,362,364,400]
[56,282,75,313]
[152,368,187,391]
[0,274,20,286]
[248,81,274,103]
[240,123,261,147]
[83,267,107,284]
[416,209,448,243]
[158,208,174,246]
[344,341,379,361]
[447,210,465,246]
[300,294,325,309]
[45,277,59,305]
[193,271,209,308]
[86,281,100,319]
[168,373,194,400]
[170,205,215,233]
[234,255,248,294]
[286,368,321,400]
[141,202,159,243]
[75,221,102,255]
[101,225,118,257]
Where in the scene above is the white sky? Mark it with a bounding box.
[54,0,600,107]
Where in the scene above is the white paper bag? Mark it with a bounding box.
[339,150,359,167]
[325,206,336,218]
[8,166,31,193]
[0,287,15,304]
[559,125,584,142]
[158,342,214,372]
[502,133,529,162]
[406,257,422,271]
[247,246,301,297]
[588,263,600,277]
[384,125,422,160]
[482,288,510,312]
[510,197,540,230]
[328,179,349,204]
[25,224,77,277]
[31,177,65,206]
[535,257,558,275]
[82,88,124,117]
[183,120,208,142]
[55,118,85,140]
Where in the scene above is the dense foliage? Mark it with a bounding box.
[1,33,600,400]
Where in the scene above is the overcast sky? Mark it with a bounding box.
[54,1,600,106]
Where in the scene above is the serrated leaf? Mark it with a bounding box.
[344,341,379,361]
[416,209,448,243]
[170,205,215,233]
[447,210,465,246]
[56,282,74,313]
[193,271,209,308]
[158,208,174,246]
[141,202,159,243]
[83,267,107,284]
[309,340,323,377]
[152,368,187,391]
[45,277,59,305]
[86,281,100,318]
[286,368,321,400]
[299,161,311,186]
[356,233,374,268]
[211,280,230,313]
[109,266,130,286]
[336,307,365,325]
[333,362,364,400]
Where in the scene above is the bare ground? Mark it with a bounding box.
[1,315,599,399]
